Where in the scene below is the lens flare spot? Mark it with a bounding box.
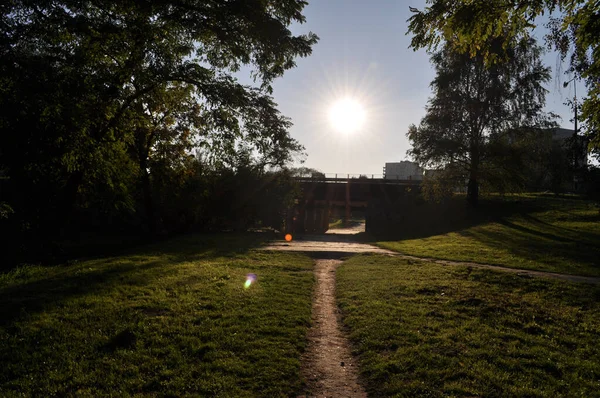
[285,234,293,242]
[244,273,257,289]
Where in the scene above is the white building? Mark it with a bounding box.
[383,161,424,180]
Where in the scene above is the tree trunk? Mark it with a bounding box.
[467,177,479,207]
[134,124,157,238]
[468,141,480,207]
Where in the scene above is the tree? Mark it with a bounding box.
[407,39,556,206]
[0,1,317,261]
[124,83,200,236]
[407,0,600,158]
[291,167,325,179]
[0,1,316,241]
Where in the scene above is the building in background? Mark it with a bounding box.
[383,161,424,180]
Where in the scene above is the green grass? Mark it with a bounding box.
[328,218,345,229]
[337,254,600,397]
[377,194,600,276]
[0,233,313,397]
[329,218,365,230]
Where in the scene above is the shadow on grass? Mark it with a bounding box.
[367,195,545,241]
[0,232,267,328]
[495,218,577,244]
[0,259,166,328]
[289,198,549,245]
[458,223,600,274]
[557,213,600,223]
[369,195,600,274]
[519,212,600,241]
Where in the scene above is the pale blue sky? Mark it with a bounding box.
[254,1,581,175]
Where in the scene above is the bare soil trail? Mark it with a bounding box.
[261,222,599,397]
[263,224,372,396]
[411,257,600,284]
[262,227,600,285]
[298,259,367,398]
[261,221,393,256]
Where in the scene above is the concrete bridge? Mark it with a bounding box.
[286,174,422,234]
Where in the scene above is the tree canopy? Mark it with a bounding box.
[408,38,556,205]
[0,0,318,262]
[407,0,600,156]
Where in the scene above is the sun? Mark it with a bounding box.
[328,97,366,133]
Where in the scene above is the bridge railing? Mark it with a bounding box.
[295,173,424,181]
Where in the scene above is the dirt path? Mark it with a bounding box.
[262,229,598,396]
[386,254,600,285]
[298,259,367,398]
[262,234,600,285]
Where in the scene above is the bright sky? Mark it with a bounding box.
[253,1,582,175]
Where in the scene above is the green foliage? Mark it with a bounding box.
[407,39,556,205]
[0,234,314,396]
[337,255,600,397]
[545,139,573,193]
[485,128,575,194]
[582,165,600,201]
[192,164,300,233]
[0,1,317,261]
[420,170,459,203]
[407,0,600,157]
[0,203,13,220]
[292,167,325,179]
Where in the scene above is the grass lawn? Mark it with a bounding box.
[0,234,313,397]
[337,254,600,397]
[328,218,345,229]
[329,218,365,230]
[377,194,600,276]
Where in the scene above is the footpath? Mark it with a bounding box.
[261,224,599,397]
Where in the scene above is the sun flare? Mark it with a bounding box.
[328,97,366,133]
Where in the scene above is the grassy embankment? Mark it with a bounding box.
[337,255,600,397]
[328,218,345,229]
[377,194,600,276]
[329,218,365,230]
[0,234,313,397]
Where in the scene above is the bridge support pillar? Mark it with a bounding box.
[344,178,351,227]
[304,206,314,233]
[296,204,306,233]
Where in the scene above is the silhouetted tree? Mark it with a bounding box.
[407,39,556,206]
[0,0,317,261]
[407,0,600,159]
[292,167,325,179]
